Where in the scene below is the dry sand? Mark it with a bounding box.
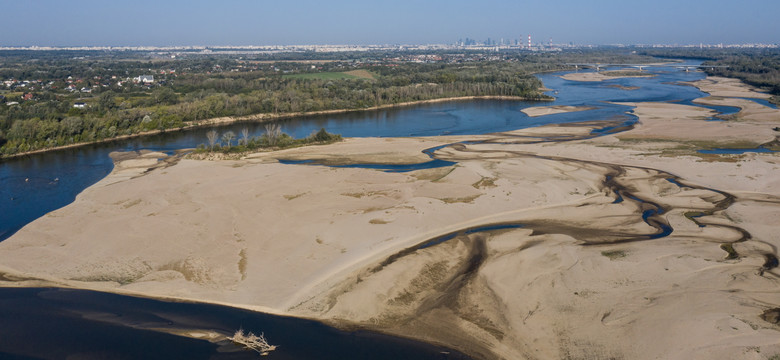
[522,105,596,117]
[1,76,779,359]
[692,76,772,99]
[561,71,654,82]
[687,75,778,123]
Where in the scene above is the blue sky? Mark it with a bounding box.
[3,0,778,46]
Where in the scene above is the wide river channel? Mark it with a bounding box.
[0,60,761,359]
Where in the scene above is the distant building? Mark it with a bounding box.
[22,93,33,101]
[6,101,19,106]
[134,75,155,83]
[80,87,92,93]
[73,102,87,108]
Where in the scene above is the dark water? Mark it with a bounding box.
[0,287,469,360]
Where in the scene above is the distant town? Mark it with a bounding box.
[1,41,777,54]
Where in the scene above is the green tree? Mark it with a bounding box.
[61,117,84,136]
[97,91,116,112]
[151,87,178,105]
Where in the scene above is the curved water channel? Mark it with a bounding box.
[1,59,775,359]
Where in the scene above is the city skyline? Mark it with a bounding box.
[2,0,778,47]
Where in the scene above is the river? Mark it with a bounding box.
[0,287,471,359]
[0,59,750,359]
[1,60,733,242]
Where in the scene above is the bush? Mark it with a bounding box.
[311,127,340,142]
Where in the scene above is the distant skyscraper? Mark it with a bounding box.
[528,35,531,48]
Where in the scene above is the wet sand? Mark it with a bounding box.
[1,76,779,359]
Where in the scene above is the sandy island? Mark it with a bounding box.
[561,70,655,82]
[1,76,779,359]
[521,105,597,117]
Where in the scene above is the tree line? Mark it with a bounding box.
[0,54,554,156]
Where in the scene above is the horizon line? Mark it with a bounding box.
[1,42,778,51]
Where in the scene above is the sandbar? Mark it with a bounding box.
[521,105,596,117]
[561,70,654,82]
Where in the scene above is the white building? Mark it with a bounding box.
[134,75,155,83]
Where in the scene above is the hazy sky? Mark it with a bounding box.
[3,0,778,46]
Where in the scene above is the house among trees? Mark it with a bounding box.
[73,102,87,108]
[134,75,155,83]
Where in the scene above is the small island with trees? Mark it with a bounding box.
[194,124,342,156]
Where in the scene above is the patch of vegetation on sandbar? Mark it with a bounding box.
[193,125,342,155]
[601,249,627,260]
[720,243,739,260]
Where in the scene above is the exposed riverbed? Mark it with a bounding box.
[1,60,779,359]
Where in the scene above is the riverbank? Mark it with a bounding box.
[2,95,549,160]
[1,75,779,359]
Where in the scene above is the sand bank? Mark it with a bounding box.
[686,75,779,122]
[695,96,779,122]
[691,76,772,99]
[561,71,654,82]
[1,76,779,359]
[521,105,596,117]
[613,101,777,144]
